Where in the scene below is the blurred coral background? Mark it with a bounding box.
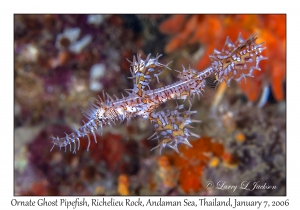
[14,14,285,195]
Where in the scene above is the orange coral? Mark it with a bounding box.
[160,14,286,101]
[156,156,178,188]
[166,137,224,193]
[118,174,130,195]
[235,132,246,143]
[209,157,220,168]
